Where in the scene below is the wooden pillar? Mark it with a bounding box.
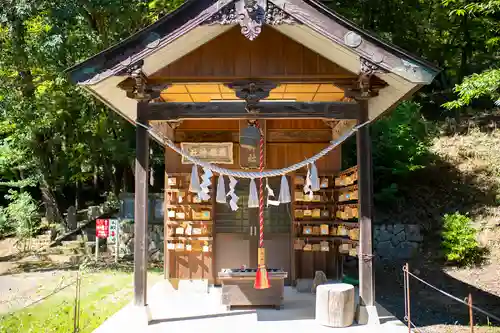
[356,99,375,307]
[134,100,149,307]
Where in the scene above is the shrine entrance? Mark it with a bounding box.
[214,178,292,285]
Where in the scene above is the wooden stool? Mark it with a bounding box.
[315,283,355,327]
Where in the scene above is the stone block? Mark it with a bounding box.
[377,230,392,242]
[391,230,406,246]
[393,224,404,235]
[376,241,395,258]
[396,241,419,259]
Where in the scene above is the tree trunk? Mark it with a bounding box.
[456,15,471,122]
[75,181,80,210]
[40,175,65,228]
[114,164,125,195]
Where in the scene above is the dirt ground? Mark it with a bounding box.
[0,238,79,314]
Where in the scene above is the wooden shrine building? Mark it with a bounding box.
[67,0,439,324]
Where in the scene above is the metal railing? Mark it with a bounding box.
[403,263,500,333]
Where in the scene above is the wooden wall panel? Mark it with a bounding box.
[165,142,341,174]
[180,120,239,130]
[151,27,355,81]
[266,119,331,130]
[164,120,341,173]
[164,119,342,281]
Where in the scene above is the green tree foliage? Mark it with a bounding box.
[330,0,500,112]
[0,0,497,235]
[441,0,500,108]
[0,1,177,228]
[343,102,433,205]
[441,212,482,265]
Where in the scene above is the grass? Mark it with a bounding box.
[0,270,162,333]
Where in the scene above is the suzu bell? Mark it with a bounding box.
[240,124,261,150]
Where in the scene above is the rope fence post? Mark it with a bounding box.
[73,271,81,333]
[403,263,500,332]
[405,263,411,333]
[468,293,474,333]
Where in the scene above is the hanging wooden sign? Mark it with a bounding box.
[180,142,233,164]
[239,120,266,169]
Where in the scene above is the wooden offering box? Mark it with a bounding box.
[218,268,288,310]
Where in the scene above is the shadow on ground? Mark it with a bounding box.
[373,147,500,329]
[375,260,500,328]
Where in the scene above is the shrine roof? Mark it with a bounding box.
[66,0,440,86]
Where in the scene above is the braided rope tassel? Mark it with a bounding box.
[257,121,264,248]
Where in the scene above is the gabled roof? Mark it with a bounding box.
[67,0,440,86]
[65,0,441,139]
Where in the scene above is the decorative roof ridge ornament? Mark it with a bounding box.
[203,0,298,40]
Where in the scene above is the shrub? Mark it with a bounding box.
[0,207,12,236]
[5,190,40,240]
[441,212,482,266]
[103,191,120,212]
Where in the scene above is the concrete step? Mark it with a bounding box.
[61,240,84,248]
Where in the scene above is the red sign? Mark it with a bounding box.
[96,219,109,238]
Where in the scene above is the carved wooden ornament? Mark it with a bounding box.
[204,0,298,40]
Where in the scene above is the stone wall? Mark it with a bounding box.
[118,222,164,262]
[116,223,422,262]
[373,224,423,260]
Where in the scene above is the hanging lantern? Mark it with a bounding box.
[240,124,261,150]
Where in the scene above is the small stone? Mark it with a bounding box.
[405,225,423,242]
[150,250,161,262]
[387,225,393,232]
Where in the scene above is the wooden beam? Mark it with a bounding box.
[145,102,360,121]
[172,129,333,143]
[356,99,375,307]
[134,101,149,307]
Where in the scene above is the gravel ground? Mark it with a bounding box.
[0,270,77,315]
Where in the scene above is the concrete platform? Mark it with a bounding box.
[94,281,408,333]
